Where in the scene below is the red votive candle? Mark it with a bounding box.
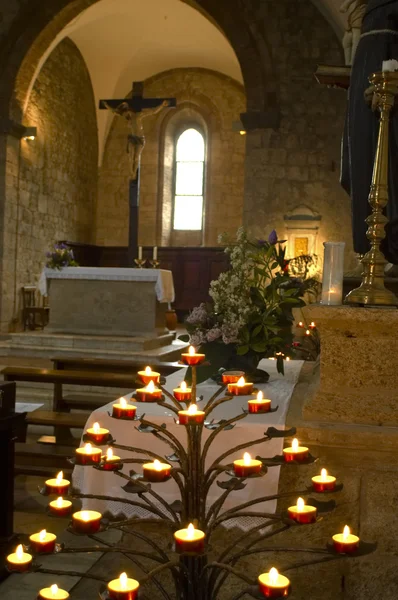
[332,525,360,554]
[85,422,110,445]
[258,568,290,598]
[173,381,192,402]
[38,584,70,600]
[174,523,205,554]
[287,498,317,524]
[72,510,102,534]
[178,404,205,425]
[137,366,160,385]
[101,448,122,471]
[233,452,262,477]
[228,376,254,396]
[6,545,32,572]
[135,380,163,402]
[112,397,137,419]
[143,459,171,482]
[282,438,309,462]
[181,345,205,366]
[312,468,336,492]
[29,530,56,554]
[45,471,70,496]
[222,370,245,384]
[107,573,140,600]
[48,497,72,517]
[248,391,271,413]
[75,443,102,466]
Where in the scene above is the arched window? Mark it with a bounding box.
[173,128,205,231]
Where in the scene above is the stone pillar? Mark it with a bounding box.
[302,305,398,426]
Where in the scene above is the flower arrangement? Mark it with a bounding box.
[45,243,78,270]
[184,228,319,380]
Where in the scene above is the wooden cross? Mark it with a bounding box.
[100,82,177,265]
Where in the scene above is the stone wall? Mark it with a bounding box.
[96,68,246,248]
[4,37,98,326]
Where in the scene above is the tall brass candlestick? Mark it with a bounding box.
[346,71,398,306]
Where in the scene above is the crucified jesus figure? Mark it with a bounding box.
[104,99,170,179]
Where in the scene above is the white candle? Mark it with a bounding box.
[321,242,345,306]
[382,59,398,72]
[153,246,158,260]
[138,246,142,260]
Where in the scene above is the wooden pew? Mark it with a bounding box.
[51,356,183,375]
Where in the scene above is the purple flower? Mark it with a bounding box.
[186,304,208,326]
[268,230,278,245]
[206,327,222,342]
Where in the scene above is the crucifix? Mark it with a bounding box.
[100,81,177,265]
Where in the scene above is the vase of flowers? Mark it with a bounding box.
[183,228,319,383]
[45,243,78,270]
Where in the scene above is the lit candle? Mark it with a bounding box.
[178,403,205,425]
[309,321,316,329]
[143,459,171,482]
[332,525,360,554]
[312,468,336,492]
[108,572,140,600]
[258,567,290,598]
[174,523,206,554]
[72,510,102,534]
[287,497,317,524]
[137,365,160,385]
[29,529,56,553]
[248,391,272,414]
[38,584,70,600]
[153,246,158,261]
[101,448,122,471]
[48,497,72,517]
[85,422,110,445]
[112,397,137,419]
[45,471,70,495]
[305,329,311,336]
[228,376,254,396]
[296,321,304,328]
[221,370,245,384]
[283,438,309,462]
[181,345,205,366]
[135,380,163,402]
[138,246,142,260]
[233,452,262,477]
[173,381,192,402]
[6,544,32,572]
[75,443,102,465]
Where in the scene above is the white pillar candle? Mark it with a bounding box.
[321,242,345,306]
[153,246,158,260]
[138,246,143,260]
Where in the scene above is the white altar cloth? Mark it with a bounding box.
[39,267,175,304]
[72,359,304,530]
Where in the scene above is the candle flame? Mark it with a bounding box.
[292,438,299,451]
[321,468,328,480]
[146,380,155,393]
[154,459,162,471]
[310,322,315,327]
[188,404,198,415]
[243,452,251,466]
[298,321,303,327]
[297,498,305,512]
[305,329,311,335]
[93,422,100,434]
[181,381,187,391]
[145,366,152,375]
[120,397,127,408]
[237,376,245,387]
[81,511,90,522]
[56,471,63,483]
[343,525,350,540]
[187,523,195,539]
[269,567,279,585]
[84,443,92,454]
[39,530,47,542]
[257,391,263,401]
[16,545,23,560]
[286,356,291,361]
[106,448,113,461]
[50,585,59,595]
[56,497,63,508]
[189,346,195,355]
[120,572,128,590]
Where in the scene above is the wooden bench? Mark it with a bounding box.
[15,442,74,476]
[52,356,183,375]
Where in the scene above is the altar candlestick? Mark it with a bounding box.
[107,572,140,600]
[102,448,122,471]
[72,510,102,534]
[135,379,163,402]
[181,345,205,366]
[228,376,254,396]
[248,391,272,414]
[333,525,360,553]
[312,468,336,492]
[178,403,205,425]
[287,497,317,524]
[143,459,171,482]
[29,529,57,553]
[221,370,245,384]
[6,544,32,572]
[258,567,290,598]
[48,497,72,517]
[112,397,137,419]
[38,584,70,600]
[138,366,160,385]
[174,523,205,554]
[233,452,262,477]
[173,381,192,402]
[75,443,102,465]
[283,438,309,462]
[86,422,110,445]
[45,471,70,495]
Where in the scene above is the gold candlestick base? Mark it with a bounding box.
[149,260,160,269]
[134,258,147,269]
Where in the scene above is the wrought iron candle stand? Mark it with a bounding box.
[8,351,375,600]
